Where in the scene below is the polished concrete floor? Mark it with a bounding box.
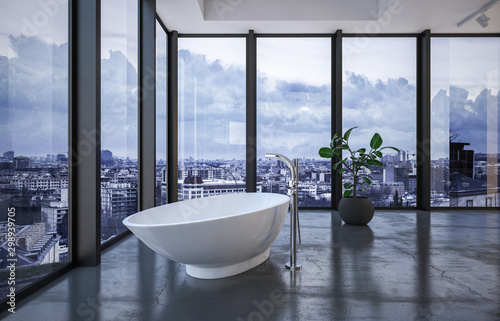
[1,210,500,321]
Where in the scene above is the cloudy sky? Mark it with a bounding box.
[179,37,418,160]
[342,37,416,156]
[101,0,138,70]
[0,0,144,158]
[178,36,499,160]
[431,37,500,159]
[0,4,498,160]
[257,38,331,160]
[178,38,247,161]
[343,37,416,84]
[0,0,68,58]
[0,35,68,157]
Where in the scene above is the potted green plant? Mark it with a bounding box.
[318,126,399,225]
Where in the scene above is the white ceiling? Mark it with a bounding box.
[156,0,500,34]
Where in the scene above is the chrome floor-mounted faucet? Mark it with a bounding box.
[265,153,302,273]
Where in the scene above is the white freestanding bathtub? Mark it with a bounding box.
[123,193,290,279]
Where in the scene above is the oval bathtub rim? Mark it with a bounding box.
[122,192,290,228]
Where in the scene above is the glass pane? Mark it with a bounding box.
[257,38,332,207]
[156,21,167,206]
[342,38,417,207]
[431,38,500,207]
[0,0,69,296]
[101,0,138,242]
[178,38,246,200]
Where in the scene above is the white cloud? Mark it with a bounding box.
[343,37,416,85]
[257,38,331,89]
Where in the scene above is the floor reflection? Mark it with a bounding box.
[2,210,500,321]
[415,211,431,319]
[153,257,287,320]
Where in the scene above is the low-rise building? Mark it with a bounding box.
[449,173,499,207]
[10,175,68,191]
[178,177,257,200]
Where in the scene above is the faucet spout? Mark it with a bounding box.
[264,153,297,182]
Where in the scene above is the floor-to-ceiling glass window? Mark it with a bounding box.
[343,37,417,207]
[431,37,500,207]
[101,0,138,242]
[156,21,167,206]
[257,38,332,207]
[178,38,246,200]
[0,0,69,297]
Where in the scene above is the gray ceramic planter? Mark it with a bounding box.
[338,197,374,225]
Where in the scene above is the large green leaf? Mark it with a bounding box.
[380,146,400,153]
[353,161,365,167]
[338,168,347,174]
[343,190,353,197]
[319,147,334,158]
[358,174,373,180]
[370,133,383,149]
[356,148,366,154]
[361,177,372,185]
[366,159,383,167]
[334,144,349,150]
[374,151,383,158]
[344,183,354,189]
[343,126,357,140]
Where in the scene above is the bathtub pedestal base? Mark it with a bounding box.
[186,248,270,279]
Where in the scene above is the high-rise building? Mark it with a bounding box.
[101,150,114,166]
[101,183,138,218]
[450,142,474,178]
[3,151,14,160]
[13,156,30,169]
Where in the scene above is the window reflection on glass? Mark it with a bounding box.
[343,38,417,207]
[178,38,246,201]
[431,38,500,207]
[156,21,167,206]
[257,38,332,207]
[101,0,138,242]
[0,0,69,296]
